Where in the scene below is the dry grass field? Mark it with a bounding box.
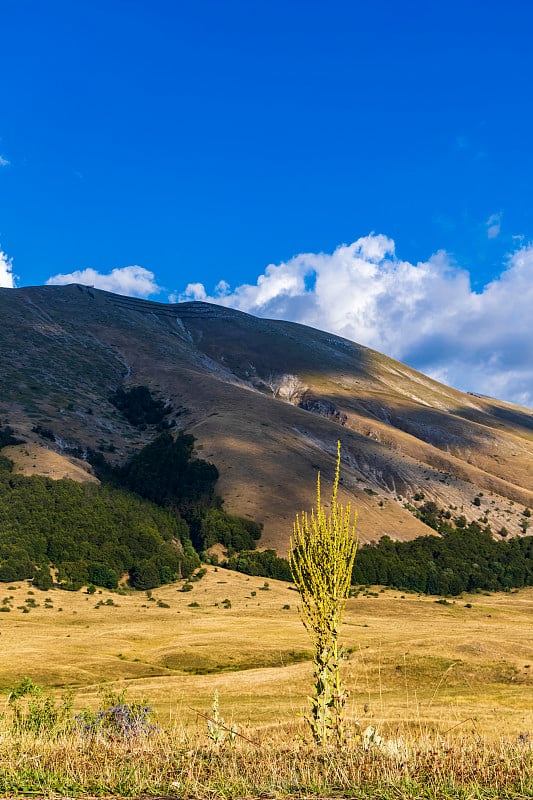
[2,566,533,740]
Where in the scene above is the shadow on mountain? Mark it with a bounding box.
[453,403,533,436]
[310,395,487,452]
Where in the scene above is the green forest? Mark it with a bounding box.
[0,417,260,590]
[225,512,533,595]
[0,453,198,589]
[350,524,533,594]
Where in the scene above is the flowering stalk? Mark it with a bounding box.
[289,441,357,747]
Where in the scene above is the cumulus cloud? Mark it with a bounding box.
[486,212,502,239]
[179,234,533,407]
[0,247,15,288]
[215,279,230,296]
[0,156,9,167]
[46,265,161,298]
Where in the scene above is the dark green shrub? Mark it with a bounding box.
[129,561,161,590]
[0,424,24,448]
[31,424,55,442]
[88,563,119,590]
[109,385,173,429]
[32,566,53,591]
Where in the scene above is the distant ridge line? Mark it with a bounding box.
[103,292,240,320]
[64,283,243,319]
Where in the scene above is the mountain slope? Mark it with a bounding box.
[1,284,532,553]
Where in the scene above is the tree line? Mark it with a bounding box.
[226,510,533,595]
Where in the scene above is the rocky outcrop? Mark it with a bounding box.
[299,394,348,425]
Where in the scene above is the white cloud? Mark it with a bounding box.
[0,247,15,288]
[486,212,501,239]
[46,265,161,298]
[179,234,533,407]
[180,282,207,301]
[215,279,230,296]
[0,156,9,167]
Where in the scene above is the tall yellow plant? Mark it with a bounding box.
[289,441,357,746]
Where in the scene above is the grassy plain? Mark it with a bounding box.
[2,566,533,739]
[1,568,533,798]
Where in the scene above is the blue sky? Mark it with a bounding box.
[1,1,533,405]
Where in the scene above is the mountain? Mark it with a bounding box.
[1,283,532,553]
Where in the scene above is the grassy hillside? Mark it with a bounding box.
[0,284,532,552]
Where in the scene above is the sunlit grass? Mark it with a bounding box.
[0,715,531,798]
[1,569,533,796]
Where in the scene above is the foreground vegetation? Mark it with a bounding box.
[1,570,532,729]
[1,711,531,799]
[289,441,358,745]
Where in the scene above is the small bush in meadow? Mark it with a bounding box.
[7,677,74,736]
